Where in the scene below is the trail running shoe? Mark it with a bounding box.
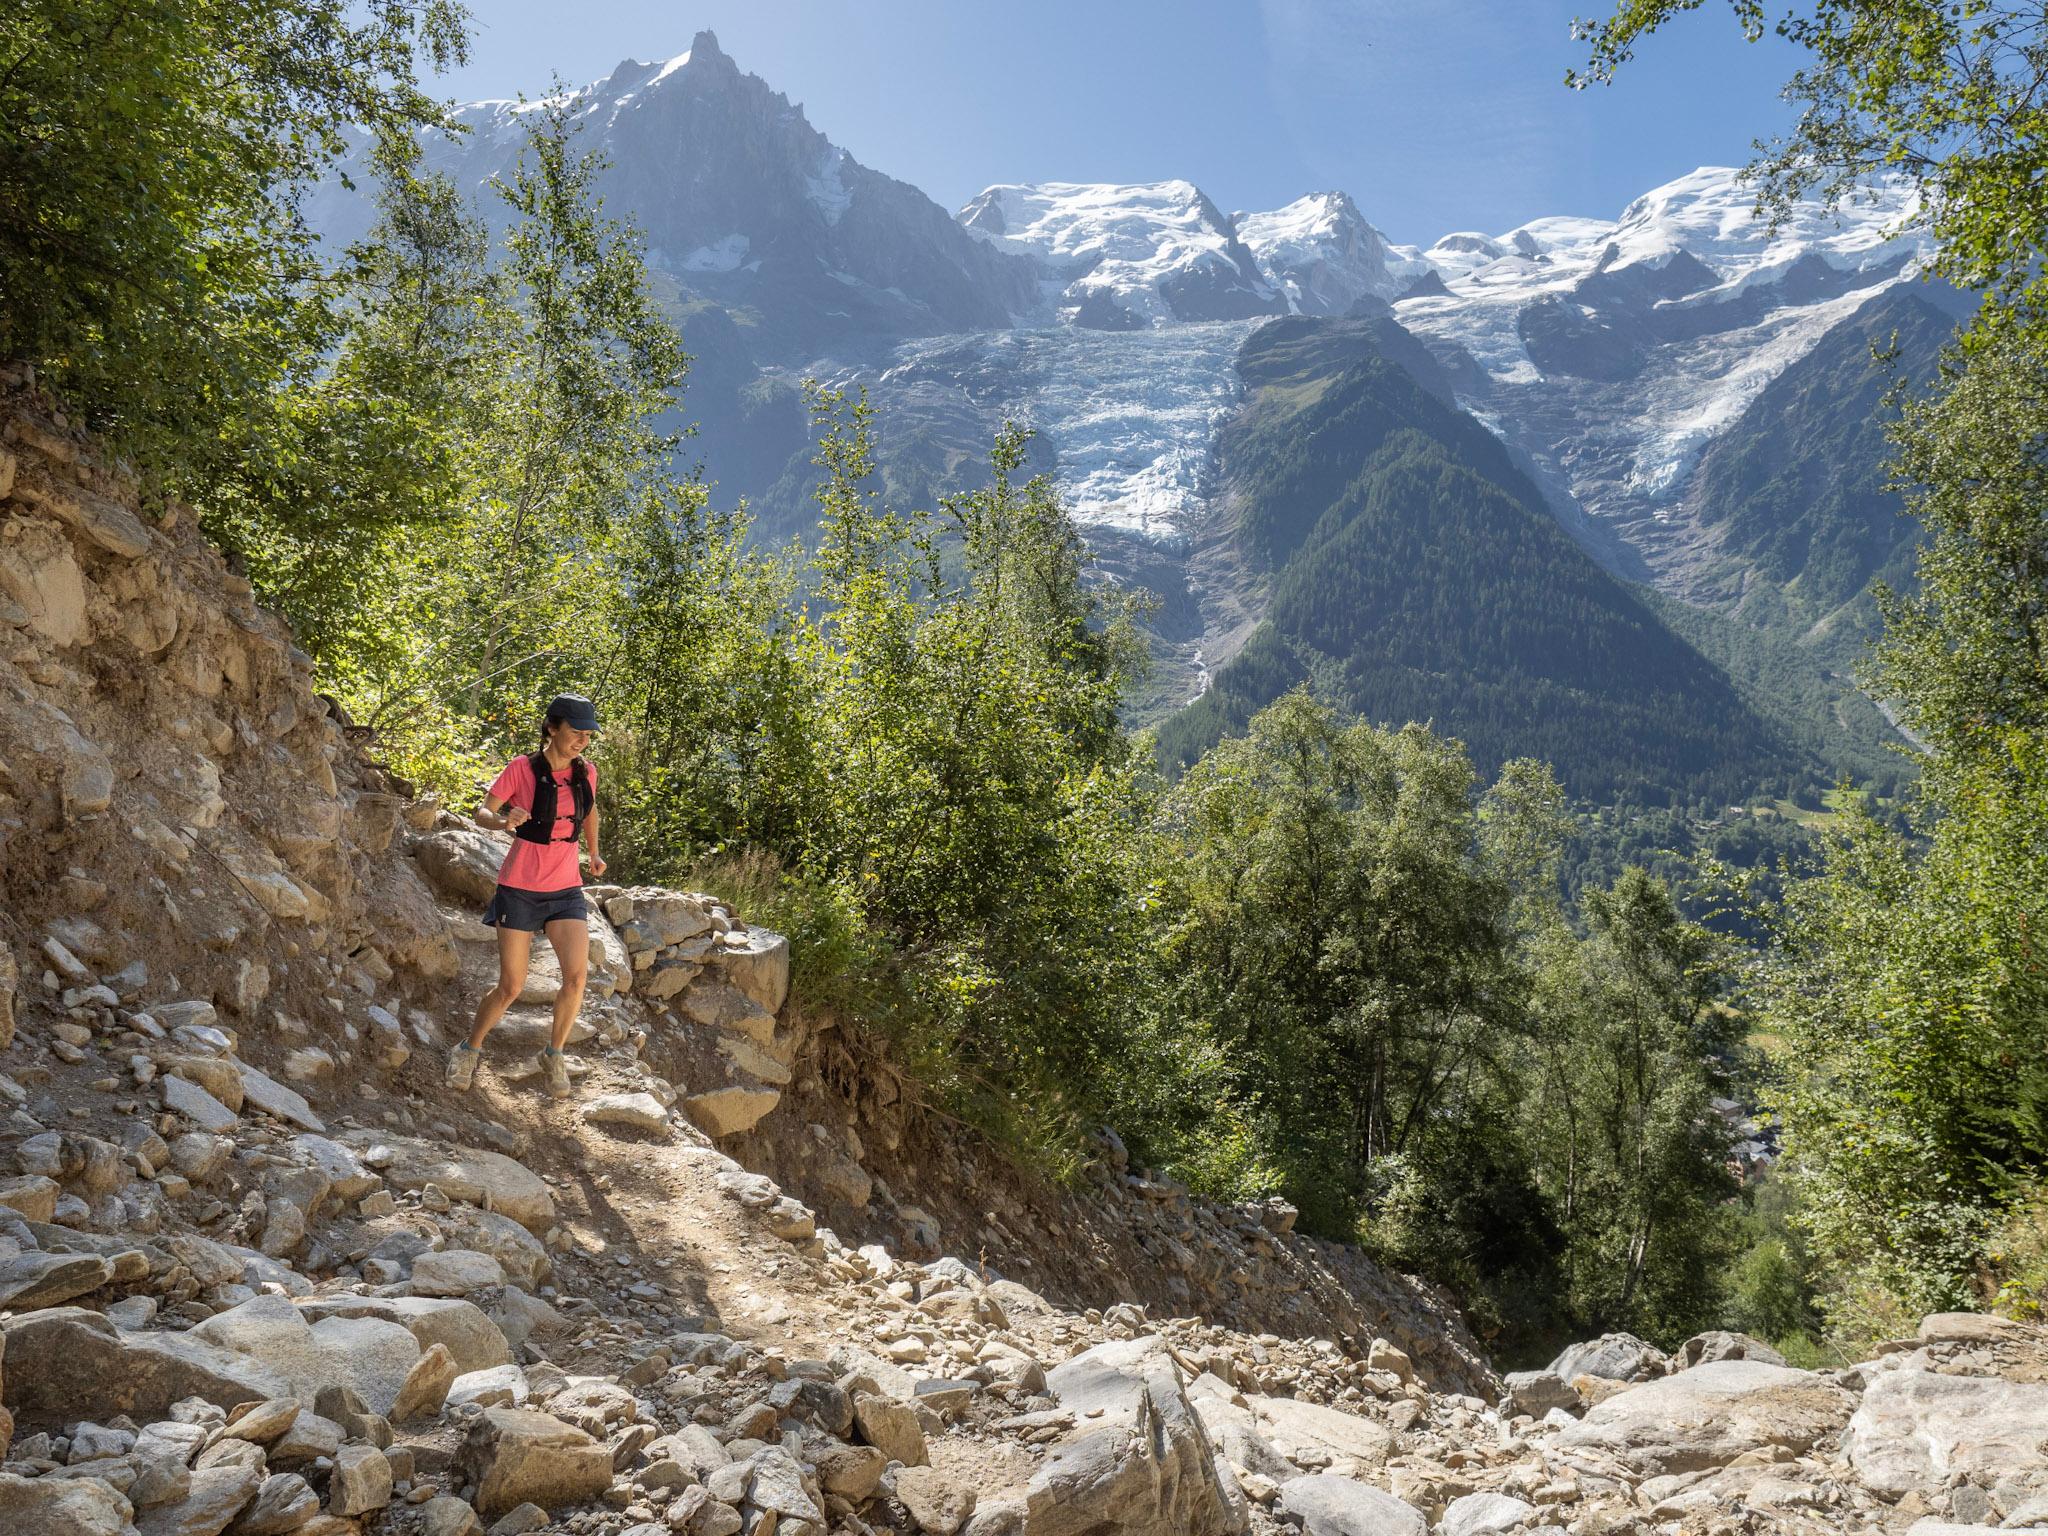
[538,1048,571,1099]
[444,1043,480,1091]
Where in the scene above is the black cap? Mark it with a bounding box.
[546,694,600,732]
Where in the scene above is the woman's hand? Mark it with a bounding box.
[587,853,607,878]
[503,805,530,832]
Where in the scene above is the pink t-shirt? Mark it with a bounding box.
[486,755,596,893]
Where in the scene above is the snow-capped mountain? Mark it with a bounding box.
[1235,192,1435,315]
[956,181,1286,328]
[1384,166,1934,587]
[308,34,1950,636]
[307,31,1037,357]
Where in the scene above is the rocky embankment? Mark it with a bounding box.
[1,367,2046,1536]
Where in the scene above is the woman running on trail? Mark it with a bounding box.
[445,693,606,1098]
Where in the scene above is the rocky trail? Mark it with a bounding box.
[0,367,2045,1536]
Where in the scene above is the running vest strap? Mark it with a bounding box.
[513,752,592,845]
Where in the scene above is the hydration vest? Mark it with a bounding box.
[513,752,592,845]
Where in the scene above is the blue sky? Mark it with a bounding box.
[435,0,1804,246]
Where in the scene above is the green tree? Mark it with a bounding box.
[320,90,689,787]
[0,0,467,477]
[204,145,494,658]
[1578,0,2048,1335]
[1148,691,1527,1230]
[790,390,1155,1152]
[1526,870,1739,1338]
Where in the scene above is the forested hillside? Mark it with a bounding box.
[1159,318,1796,804]
[1686,284,1966,622]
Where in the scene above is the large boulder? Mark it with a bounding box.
[1676,1331,1787,1369]
[191,1294,421,1414]
[851,1391,927,1468]
[1186,1380,1295,1483]
[1018,1336,1246,1536]
[409,1249,506,1296]
[294,1295,511,1375]
[415,828,509,904]
[1843,1367,2048,1499]
[337,1132,554,1234]
[455,1407,611,1520]
[2,1308,290,1427]
[1241,1392,1393,1470]
[1438,1492,1537,1536]
[1557,1359,1855,1475]
[1547,1332,1669,1383]
[1501,1370,1579,1418]
[0,1470,134,1536]
[0,1251,115,1309]
[610,890,714,952]
[683,1085,781,1139]
[707,926,789,1014]
[1276,1474,1425,1536]
[433,1204,551,1289]
[136,1461,263,1536]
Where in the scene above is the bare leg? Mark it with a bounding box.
[543,918,590,1051]
[468,926,534,1048]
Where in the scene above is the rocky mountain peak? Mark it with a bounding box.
[956,179,1285,328]
[1237,191,1427,316]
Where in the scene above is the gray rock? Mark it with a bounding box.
[293,1294,511,1374]
[895,1463,976,1534]
[0,1250,114,1308]
[418,1495,484,1536]
[329,1444,392,1517]
[1237,1391,1391,1470]
[1501,1369,1579,1418]
[233,1064,323,1134]
[1676,1331,1788,1369]
[682,1084,781,1139]
[391,1343,461,1422]
[130,1420,205,1506]
[706,926,789,1014]
[1547,1332,1668,1383]
[0,1470,135,1536]
[486,1505,550,1536]
[433,1206,550,1290]
[449,1363,529,1410]
[225,1472,316,1535]
[1025,1336,1244,1536]
[136,1462,263,1536]
[851,1390,926,1468]
[221,1399,298,1446]
[1843,1367,2048,1498]
[1276,1475,1424,1536]
[746,1446,822,1523]
[456,1406,612,1520]
[336,1133,554,1235]
[289,1136,377,1201]
[580,1093,669,1135]
[162,1076,239,1134]
[416,829,508,904]
[3,1307,290,1424]
[190,1294,421,1415]
[0,1173,61,1222]
[1437,1491,1536,1536]
[1557,1359,1855,1475]
[410,1248,505,1296]
[262,1411,341,1470]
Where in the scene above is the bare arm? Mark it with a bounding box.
[582,806,605,878]
[475,792,530,835]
